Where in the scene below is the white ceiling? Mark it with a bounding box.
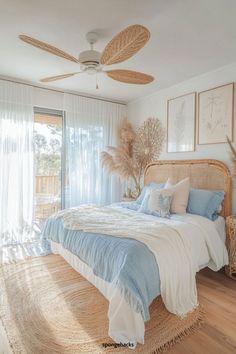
[0,0,236,103]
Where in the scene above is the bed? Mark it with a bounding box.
[42,159,231,348]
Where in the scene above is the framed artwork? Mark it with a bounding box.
[198,82,234,144]
[167,92,196,152]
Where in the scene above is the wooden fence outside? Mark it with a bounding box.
[35,175,61,222]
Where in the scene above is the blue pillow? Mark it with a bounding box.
[187,188,225,221]
[136,182,164,204]
[138,189,151,211]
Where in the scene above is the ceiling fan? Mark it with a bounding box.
[19,25,154,87]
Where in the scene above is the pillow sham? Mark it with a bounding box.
[187,188,225,221]
[164,177,190,214]
[138,188,173,218]
[136,182,164,204]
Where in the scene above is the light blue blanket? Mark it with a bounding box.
[42,203,160,321]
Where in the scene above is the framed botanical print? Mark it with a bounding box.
[167,92,196,152]
[198,82,234,144]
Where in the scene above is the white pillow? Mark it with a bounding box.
[148,188,173,218]
[164,177,190,214]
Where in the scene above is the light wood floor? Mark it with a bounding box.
[0,268,235,354]
[169,268,236,354]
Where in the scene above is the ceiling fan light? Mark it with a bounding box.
[86,67,97,75]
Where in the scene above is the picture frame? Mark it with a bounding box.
[198,82,234,145]
[167,92,196,152]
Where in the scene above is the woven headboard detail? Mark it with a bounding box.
[144,159,232,218]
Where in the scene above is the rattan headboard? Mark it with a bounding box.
[144,159,232,218]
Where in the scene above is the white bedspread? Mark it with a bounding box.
[55,205,228,318]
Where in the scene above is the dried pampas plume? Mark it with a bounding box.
[118,118,136,156]
[227,135,236,177]
[101,118,138,189]
[101,146,139,190]
[101,117,165,195]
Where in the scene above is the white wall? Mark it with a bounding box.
[128,62,236,212]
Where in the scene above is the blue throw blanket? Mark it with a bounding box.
[42,205,161,321]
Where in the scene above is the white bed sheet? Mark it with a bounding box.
[50,211,227,348]
[214,216,226,243]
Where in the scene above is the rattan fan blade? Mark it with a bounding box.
[100,25,150,65]
[19,35,79,63]
[40,73,79,83]
[106,69,154,85]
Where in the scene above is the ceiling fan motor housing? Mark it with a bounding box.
[79,50,101,74]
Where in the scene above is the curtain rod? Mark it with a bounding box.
[0,76,127,106]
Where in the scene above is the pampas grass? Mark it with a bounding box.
[227,136,236,176]
[101,117,165,195]
[101,146,138,182]
[119,118,136,156]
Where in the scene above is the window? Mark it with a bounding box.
[34,109,63,229]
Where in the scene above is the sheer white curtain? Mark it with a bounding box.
[64,94,126,207]
[0,80,34,247]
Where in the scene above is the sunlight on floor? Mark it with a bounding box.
[0,241,49,265]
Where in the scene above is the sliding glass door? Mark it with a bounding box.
[34,109,63,230]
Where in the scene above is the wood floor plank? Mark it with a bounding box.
[168,269,236,354]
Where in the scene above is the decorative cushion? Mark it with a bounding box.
[138,188,173,218]
[187,188,225,221]
[164,177,190,214]
[136,182,165,204]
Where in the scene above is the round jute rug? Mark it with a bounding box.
[0,255,203,354]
